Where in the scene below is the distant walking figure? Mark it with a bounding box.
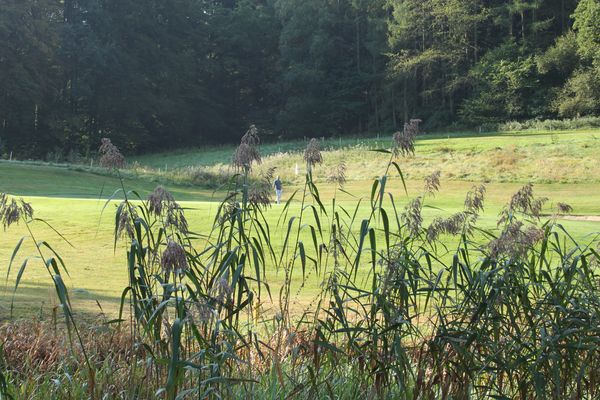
[274,176,283,204]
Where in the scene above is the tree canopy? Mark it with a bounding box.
[0,0,599,157]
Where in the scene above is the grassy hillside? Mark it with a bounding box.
[131,129,600,184]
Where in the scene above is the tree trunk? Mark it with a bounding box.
[391,85,397,129]
[521,12,525,42]
[561,0,565,32]
[403,76,408,124]
[356,17,361,73]
[474,21,478,64]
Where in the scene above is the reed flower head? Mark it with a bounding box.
[187,301,213,324]
[147,186,189,232]
[241,124,260,147]
[99,138,126,169]
[402,197,423,237]
[1,193,34,230]
[427,212,467,242]
[218,198,239,225]
[263,166,277,183]
[116,202,136,240]
[213,277,233,303]
[489,221,545,260]
[499,183,547,226]
[161,240,189,276]
[510,183,547,217]
[304,138,323,168]
[392,121,418,157]
[556,202,573,215]
[465,185,486,214]
[233,125,261,170]
[424,171,441,195]
[147,186,175,216]
[166,203,189,233]
[249,186,271,208]
[327,161,347,187]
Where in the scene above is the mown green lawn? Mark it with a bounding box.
[2,129,600,320]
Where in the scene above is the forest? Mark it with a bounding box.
[1,0,599,157]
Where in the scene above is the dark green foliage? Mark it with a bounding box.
[1,0,600,158]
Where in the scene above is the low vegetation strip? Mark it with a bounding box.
[131,129,600,186]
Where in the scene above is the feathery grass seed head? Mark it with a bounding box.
[166,203,189,233]
[304,138,323,168]
[249,186,271,208]
[213,277,233,303]
[427,212,467,242]
[233,125,262,170]
[147,186,175,216]
[116,202,136,240]
[327,161,347,187]
[556,202,573,215]
[146,186,188,232]
[161,240,189,276]
[393,121,418,157]
[424,171,441,195]
[0,193,34,230]
[465,185,486,214]
[402,197,423,237]
[187,301,213,324]
[489,221,545,260]
[99,138,126,169]
[499,183,547,225]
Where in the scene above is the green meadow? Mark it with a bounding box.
[2,129,600,320]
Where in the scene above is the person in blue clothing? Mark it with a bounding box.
[273,176,282,204]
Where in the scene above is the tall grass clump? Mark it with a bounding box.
[3,123,600,399]
[497,115,600,132]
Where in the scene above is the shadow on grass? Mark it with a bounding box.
[0,281,124,323]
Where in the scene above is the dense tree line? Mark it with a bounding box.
[1,0,599,157]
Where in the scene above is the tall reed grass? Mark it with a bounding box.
[2,126,600,399]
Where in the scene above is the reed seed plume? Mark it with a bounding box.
[213,277,233,303]
[427,212,467,242]
[241,124,260,147]
[249,186,271,208]
[327,161,347,187]
[147,186,175,216]
[304,138,323,168]
[187,301,213,324]
[161,240,189,276]
[402,197,423,237]
[508,183,547,217]
[489,221,545,260]
[116,201,136,240]
[146,186,189,232]
[0,193,34,230]
[556,202,573,215]
[392,120,418,157]
[262,166,277,183]
[98,138,126,169]
[424,170,441,195]
[464,184,486,214]
[165,203,189,233]
[247,167,277,208]
[233,125,261,170]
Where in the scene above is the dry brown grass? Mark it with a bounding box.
[489,145,520,170]
[0,319,137,375]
